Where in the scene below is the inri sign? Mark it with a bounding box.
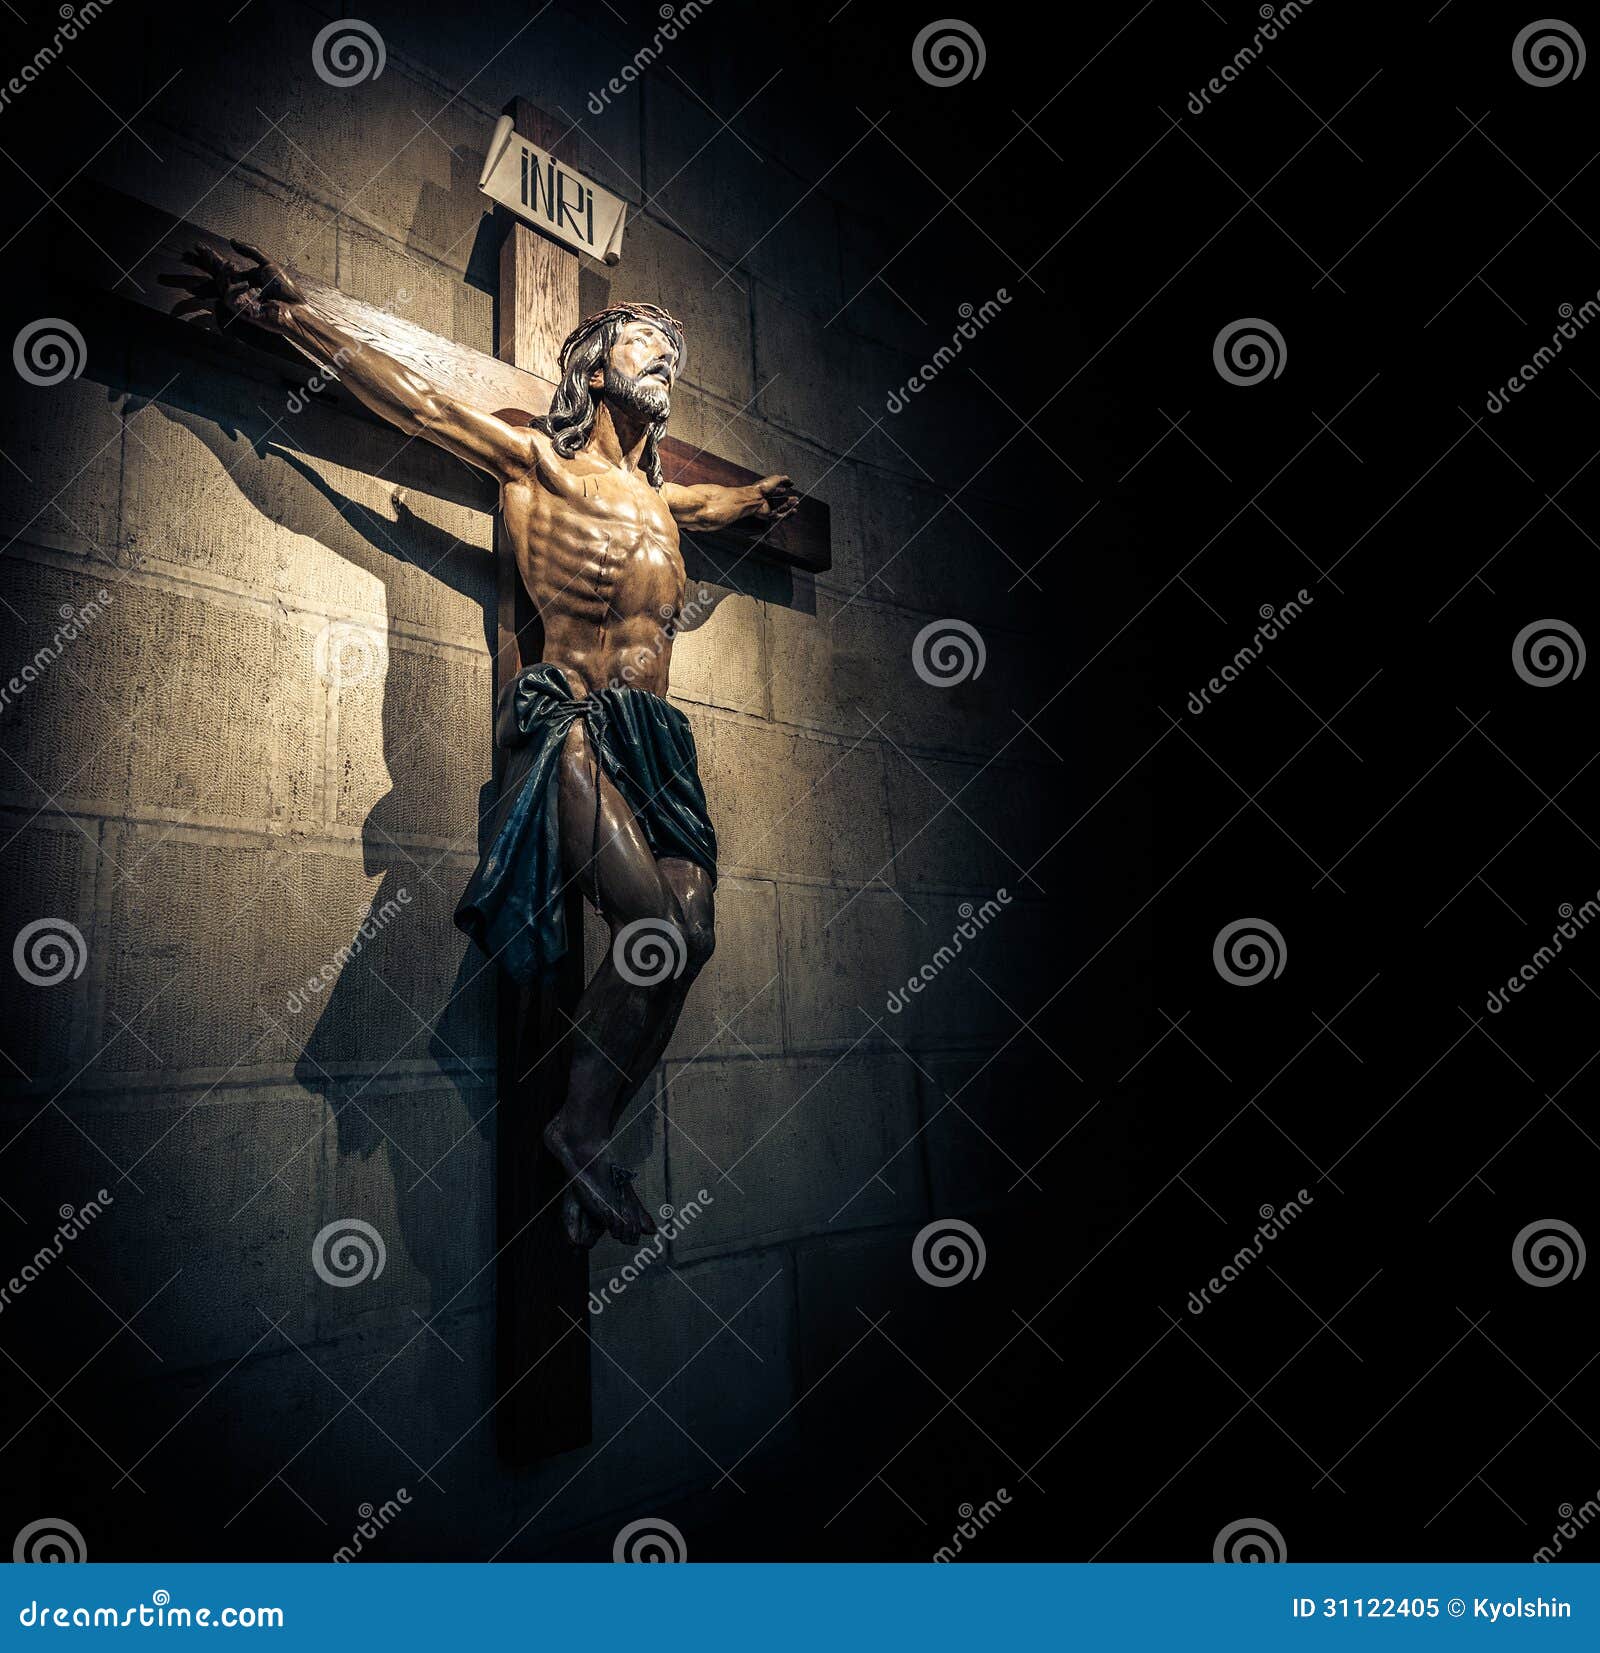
[478,114,627,265]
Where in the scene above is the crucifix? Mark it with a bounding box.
[65,97,829,1462]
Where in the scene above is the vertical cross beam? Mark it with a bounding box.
[492,99,590,1464]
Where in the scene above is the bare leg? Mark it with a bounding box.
[543,728,714,1246]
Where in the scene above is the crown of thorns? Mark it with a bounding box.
[558,303,686,375]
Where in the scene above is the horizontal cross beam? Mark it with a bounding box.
[54,179,831,574]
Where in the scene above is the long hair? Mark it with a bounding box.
[537,303,686,489]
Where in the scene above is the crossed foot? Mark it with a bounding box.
[542,1118,659,1250]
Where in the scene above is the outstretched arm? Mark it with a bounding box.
[663,473,800,532]
[172,239,531,485]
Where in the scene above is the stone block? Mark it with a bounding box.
[666,1053,924,1258]
[776,883,918,1051]
[0,813,97,1086]
[0,373,122,555]
[664,877,783,1061]
[695,715,893,884]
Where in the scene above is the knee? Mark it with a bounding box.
[681,912,715,976]
[609,906,710,988]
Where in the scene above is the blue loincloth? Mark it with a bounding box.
[454,662,718,987]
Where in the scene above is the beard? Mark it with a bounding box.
[602,364,671,425]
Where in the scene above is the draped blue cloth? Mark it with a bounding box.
[454,662,718,987]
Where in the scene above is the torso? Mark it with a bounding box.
[501,429,685,700]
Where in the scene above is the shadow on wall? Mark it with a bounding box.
[124,356,504,1335]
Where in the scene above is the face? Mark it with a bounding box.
[591,319,679,422]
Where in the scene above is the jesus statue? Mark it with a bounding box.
[175,238,800,1250]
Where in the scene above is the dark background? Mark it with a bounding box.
[1,0,1596,1561]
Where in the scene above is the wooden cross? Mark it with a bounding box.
[58,100,829,1465]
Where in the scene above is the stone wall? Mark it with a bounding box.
[0,0,1139,1558]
